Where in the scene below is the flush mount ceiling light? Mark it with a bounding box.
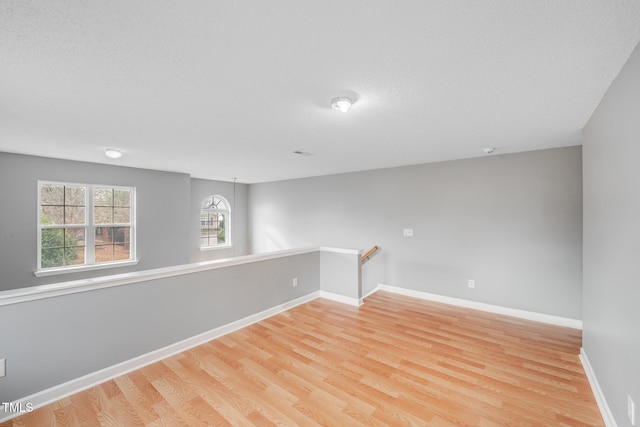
[105,148,122,159]
[331,97,353,113]
[293,150,314,156]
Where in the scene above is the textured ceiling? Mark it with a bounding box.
[1,1,640,183]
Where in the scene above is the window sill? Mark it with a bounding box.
[34,259,139,277]
[200,244,233,252]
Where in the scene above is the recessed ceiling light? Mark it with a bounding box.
[293,150,314,156]
[105,148,122,159]
[331,97,352,113]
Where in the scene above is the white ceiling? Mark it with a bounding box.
[1,1,639,183]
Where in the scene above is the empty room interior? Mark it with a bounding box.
[1,2,639,426]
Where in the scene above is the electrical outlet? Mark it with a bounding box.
[0,358,5,377]
[468,279,475,288]
[292,277,298,288]
[403,228,414,237]
[629,395,636,425]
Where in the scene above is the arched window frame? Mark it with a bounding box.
[200,195,231,250]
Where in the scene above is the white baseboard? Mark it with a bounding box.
[580,348,617,427]
[0,285,584,423]
[361,287,379,300]
[374,284,583,329]
[318,290,362,307]
[0,291,320,423]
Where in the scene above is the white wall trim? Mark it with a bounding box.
[33,259,140,278]
[0,247,321,307]
[318,290,363,307]
[0,283,589,423]
[374,284,583,329]
[0,291,320,423]
[319,246,362,255]
[199,243,233,252]
[2,246,365,307]
[579,348,617,427]
[361,287,379,300]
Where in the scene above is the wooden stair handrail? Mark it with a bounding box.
[361,245,379,262]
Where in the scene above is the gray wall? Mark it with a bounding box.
[0,153,249,292]
[582,43,640,426]
[0,251,320,404]
[320,251,361,299]
[0,153,191,291]
[249,146,583,319]
[189,178,249,262]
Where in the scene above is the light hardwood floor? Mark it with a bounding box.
[2,291,603,426]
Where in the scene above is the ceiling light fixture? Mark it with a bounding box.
[105,148,122,159]
[331,97,353,113]
[293,150,314,156]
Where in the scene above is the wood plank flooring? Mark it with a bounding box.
[2,291,603,426]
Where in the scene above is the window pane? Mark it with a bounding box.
[201,214,213,230]
[41,248,64,268]
[201,196,214,209]
[41,206,64,225]
[64,206,85,225]
[94,188,113,206]
[95,245,114,263]
[65,186,85,206]
[41,228,64,249]
[215,198,226,209]
[217,213,226,243]
[65,228,86,247]
[65,246,85,265]
[217,221,226,242]
[41,185,63,205]
[95,206,113,224]
[114,207,130,223]
[200,237,209,246]
[114,189,130,207]
[114,244,130,261]
[113,227,129,244]
[95,227,113,245]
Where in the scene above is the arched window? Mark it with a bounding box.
[200,195,231,249]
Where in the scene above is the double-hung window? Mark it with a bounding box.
[37,181,136,275]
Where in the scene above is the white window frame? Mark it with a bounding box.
[200,195,232,250]
[35,180,137,277]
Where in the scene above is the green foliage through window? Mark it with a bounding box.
[38,182,134,271]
